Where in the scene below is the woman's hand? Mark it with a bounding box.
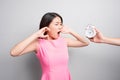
[36,27,50,38]
[61,25,72,34]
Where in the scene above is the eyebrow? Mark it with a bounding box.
[55,22,62,24]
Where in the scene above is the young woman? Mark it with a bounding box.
[10,12,89,80]
[89,28,120,46]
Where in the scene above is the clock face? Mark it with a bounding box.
[85,29,96,38]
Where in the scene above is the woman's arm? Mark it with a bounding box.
[61,26,89,47]
[10,27,49,57]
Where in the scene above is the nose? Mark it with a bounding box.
[59,25,63,29]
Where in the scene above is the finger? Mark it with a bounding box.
[93,27,100,33]
[89,39,94,42]
[87,37,94,42]
[45,27,50,32]
[43,35,48,38]
[41,34,49,38]
[40,27,49,34]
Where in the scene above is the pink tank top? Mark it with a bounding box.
[36,37,71,80]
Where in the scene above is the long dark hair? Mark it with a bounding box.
[39,12,63,29]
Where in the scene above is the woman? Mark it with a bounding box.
[10,12,89,80]
[89,28,120,46]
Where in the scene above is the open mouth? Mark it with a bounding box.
[58,31,61,34]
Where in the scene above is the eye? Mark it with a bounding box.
[55,24,59,26]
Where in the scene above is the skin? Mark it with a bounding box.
[89,28,120,46]
[10,17,89,57]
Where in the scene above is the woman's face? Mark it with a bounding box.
[47,16,63,40]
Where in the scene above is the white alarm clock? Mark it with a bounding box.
[85,25,96,38]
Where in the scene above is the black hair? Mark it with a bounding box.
[39,12,63,29]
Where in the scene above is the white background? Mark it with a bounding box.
[0,0,120,80]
